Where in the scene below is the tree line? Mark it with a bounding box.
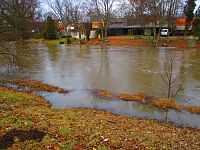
[0,0,199,41]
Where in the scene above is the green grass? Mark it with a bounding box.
[98,146,108,150]
[59,127,69,136]
[109,35,153,40]
[42,38,66,45]
[109,35,200,41]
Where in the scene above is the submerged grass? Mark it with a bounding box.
[184,106,200,114]
[93,90,200,115]
[94,90,153,103]
[11,80,69,93]
[152,98,181,110]
[1,86,200,149]
[96,91,114,99]
[152,99,200,114]
[1,87,200,149]
[117,93,146,102]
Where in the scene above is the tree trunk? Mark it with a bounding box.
[184,29,187,37]
[155,25,162,47]
[184,24,188,37]
[168,82,171,99]
[101,26,104,43]
[166,24,170,43]
[105,26,108,41]
[79,31,81,44]
[152,23,157,47]
[152,23,161,47]
[104,21,108,41]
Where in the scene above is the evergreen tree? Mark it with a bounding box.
[44,16,58,39]
[184,0,196,35]
[192,6,200,40]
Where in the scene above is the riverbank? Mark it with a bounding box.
[1,86,200,149]
[88,36,200,48]
[27,36,200,49]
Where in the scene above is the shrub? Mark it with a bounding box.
[59,41,65,44]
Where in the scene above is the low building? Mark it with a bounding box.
[174,18,193,35]
[108,19,127,36]
[57,20,65,33]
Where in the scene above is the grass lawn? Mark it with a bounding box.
[42,38,67,45]
[0,86,200,149]
[108,35,199,41]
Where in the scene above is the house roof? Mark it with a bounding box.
[110,18,127,23]
[124,25,142,28]
[176,18,193,26]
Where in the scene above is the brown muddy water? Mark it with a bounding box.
[1,43,200,127]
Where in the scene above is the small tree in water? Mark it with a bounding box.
[161,49,183,99]
[44,16,58,39]
[160,49,183,121]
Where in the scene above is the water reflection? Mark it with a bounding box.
[1,44,200,127]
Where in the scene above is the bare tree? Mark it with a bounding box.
[46,0,69,33]
[164,0,184,41]
[0,0,40,72]
[0,0,39,39]
[112,1,128,18]
[119,0,165,46]
[159,49,183,121]
[90,0,117,41]
[46,0,84,34]
[119,0,183,46]
[0,42,21,72]
[161,49,183,99]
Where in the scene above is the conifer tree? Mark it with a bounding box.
[192,6,200,40]
[44,16,58,39]
[184,0,196,35]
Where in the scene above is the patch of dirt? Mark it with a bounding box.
[0,129,46,149]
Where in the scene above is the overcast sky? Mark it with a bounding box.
[40,0,200,14]
[196,1,200,9]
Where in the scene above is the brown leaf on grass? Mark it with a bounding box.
[1,86,200,149]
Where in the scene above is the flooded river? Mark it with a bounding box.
[1,43,200,127]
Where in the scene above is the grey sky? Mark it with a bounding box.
[40,0,200,14]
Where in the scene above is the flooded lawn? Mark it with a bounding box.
[1,44,200,127]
